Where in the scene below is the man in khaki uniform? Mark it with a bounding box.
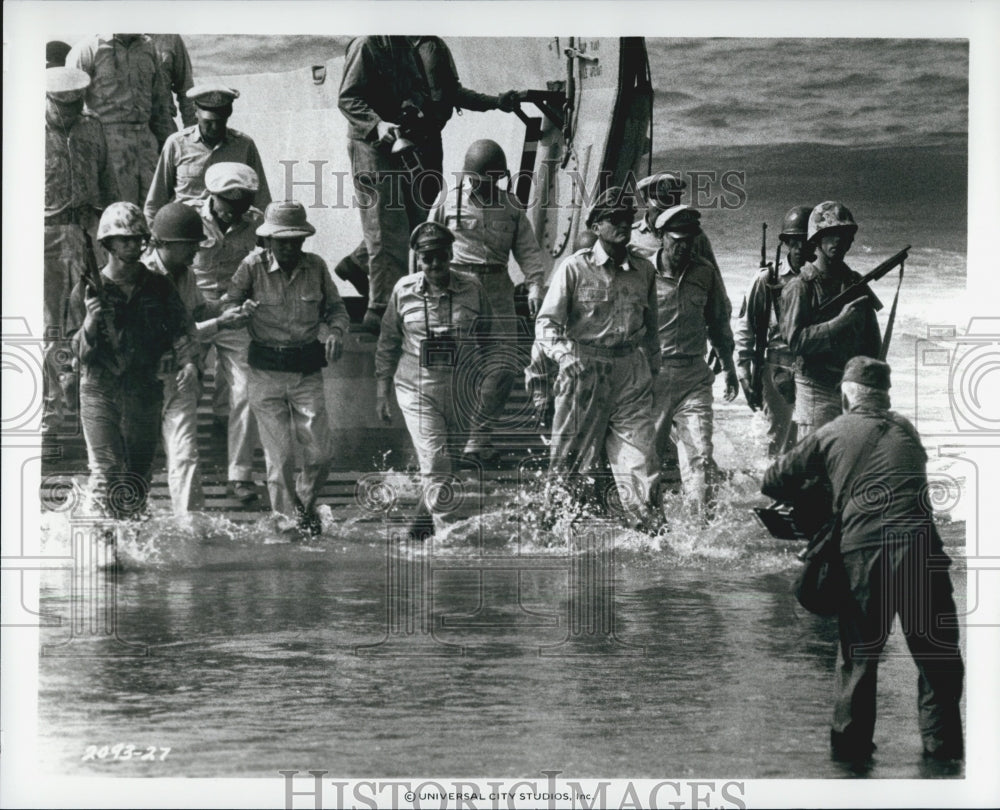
[534,187,662,529]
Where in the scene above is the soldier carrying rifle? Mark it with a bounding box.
[735,206,814,456]
[780,202,882,438]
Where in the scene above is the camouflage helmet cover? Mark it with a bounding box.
[97,201,150,242]
[807,201,858,243]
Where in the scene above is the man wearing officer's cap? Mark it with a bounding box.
[533,186,663,530]
[630,172,720,271]
[43,66,120,433]
[67,35,174,206]
[144,81,271,225]
[763,355,964,766]
[223,201,349,537]
[649,204,738,514]
[375,221,493,539]
[188,162,267,505]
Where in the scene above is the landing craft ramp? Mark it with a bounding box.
[41,37,653,520]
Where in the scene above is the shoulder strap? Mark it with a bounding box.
[834,418,890,515]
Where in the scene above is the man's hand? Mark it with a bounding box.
[82,291,108,337]
[724,367,740,403]
[558,353,586,380]
[527,289,545,319]
[834,297,867,329]
[497,90,520,113]
[176,362,198,395]
[375,380,393,423]
[216,308,249,330]
[325,333,343,364]
[737,361,761,411]
[376,120,400,145]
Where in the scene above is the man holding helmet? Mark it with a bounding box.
[429,138,547,460]
[375,222,493,539]
[735,205,815,456]
[66,202,197,518]
[781,201,882,437]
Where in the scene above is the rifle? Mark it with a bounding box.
[80,226,122,361]
[812,245,910,323]
[739,224,775,409]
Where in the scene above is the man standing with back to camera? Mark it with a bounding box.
[762,357,964,768]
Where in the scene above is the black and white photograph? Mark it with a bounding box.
[2,1,999,808]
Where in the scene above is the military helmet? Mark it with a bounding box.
[462,139,508,181]
[807,201,858,243]
[97,202,150,243]
[151,203,205,243]
[779,206,813,241]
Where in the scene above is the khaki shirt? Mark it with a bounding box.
[375,270,492,381]
[67,35,173,144]
[535,241,660,370]
[428,183,546,295]
[144,125,272,223]
[654,252,735,360]
[188,198,264,300]
[224,248,349,348]
[45,114,119,218]
[142,249,223,343]
[734,266,799,363]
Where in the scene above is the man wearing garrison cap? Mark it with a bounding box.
[67,34,174,206]
[43,66,120,432]
[533,186,663,530]
[144,82,271,224]
[762,356,964,767]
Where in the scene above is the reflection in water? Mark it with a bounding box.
[37,492,965,779]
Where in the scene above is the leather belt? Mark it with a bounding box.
[660,355,700,366]
[576,342,638,359]
[452,263,507,275]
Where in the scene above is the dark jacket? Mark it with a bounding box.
[762,408,938,553]
[780,261,881,388]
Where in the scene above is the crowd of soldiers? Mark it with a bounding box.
[43,34,962,766]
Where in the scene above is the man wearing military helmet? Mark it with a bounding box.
[763,356,964,766]
[375,221,494,539]
[534,187,662,529]
[142,203,252,514]
[189,162,266,505]
[428,138,547,460]
[43,66,120,433]
[67,35,174,206]
[780,201,882,437]
[650,204,738,513]
[144,82,272,224]
[223,201,349,537]
[66,202,197,519]
[735,205,815,456]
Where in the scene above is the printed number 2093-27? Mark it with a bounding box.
[81,744,171,762]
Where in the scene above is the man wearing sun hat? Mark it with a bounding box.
[650,204,738,513]
[762,356,964,766]
[533,186,662,529]
[188,162,266,505]
[67,34,174,206]
[223,201,349,536]
[144,82,271,224]
[44,66,120,432]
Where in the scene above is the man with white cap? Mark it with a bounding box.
[44,66,119,432]
[188,162,266,504]
[223,201,349,536]
[631,172,719,270]
[144,82,271,224]
[533,186,662,529]
[67,34,173,206]
[650,204,738,512]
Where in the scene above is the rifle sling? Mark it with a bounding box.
[878,261,904,362]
